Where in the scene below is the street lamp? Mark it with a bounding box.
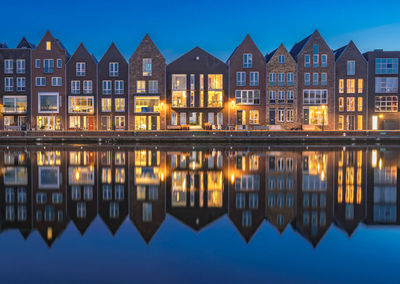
[321,105,326,131]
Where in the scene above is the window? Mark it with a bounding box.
[249,110,259,124]
[109,62,119,76]
[278,91,285,104]
[278,73,285,86]
[4,78,13,92]
[375,58,398,74]
[375,77,398,93]
[243,53,252,68]
[38,93,59,113]
[313,73,319,86]
[250,72,259,86]
[68,96,94,113]
[102,98,111,112]
[52,193,62,204]
[287,91,294,104]
[17,77,25,91]
[278,109,285,122]
[235,90,260,105]
[102,80,112,95]
[4,59,13,74]
[347,60,355,75]
[46,41,51,50]
[287,109,294,122]
[347,79,355,93]
[304,55,310,67]
[16,59,25,74]
[172,74,187,107]
[358,97,363,112]
[76,62,86,76]
[321,54,327,67]
[347,97,355,111]
[36,77,46,86]
[313,45,319,67]
[357,115,363,130]
[52,77,62,86]
[304,73,310,86]
[83,80,92,94]
[287,73,294,86]
[338,115,344,130]
[269,73,276,86]
[321,73,327,86]
[278,55,285,63]
[339,79,344,93]
[43,59,54,73]
[208,74,223,107]
[2,96,27,113]
[269,91,276,104]
[339,97,344,112]
[115,98,125,112]
[375,96,398,112]
[115,80,124,94]
[35,59,40,68]
[236,72,245,86]
[303,90,328,105]
[57,59,62,68]
[143,58,152,76]
[358,79,363,93]
[71,81,80,94]
[135,96,160,113]
[115,116,125,129]
[149,80,158,93]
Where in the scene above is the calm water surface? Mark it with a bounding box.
[0,144,399,283]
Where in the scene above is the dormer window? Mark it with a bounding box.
[46,41,51,51]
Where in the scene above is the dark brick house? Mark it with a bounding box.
[97,43,128,130]
[166,47,228,130]
[334,41,367,130]
[0,38,34,130]
[129,35,166,130]
[32,31,69,131]
[364,50,400,130]
[290,30,335,130]
[227,35,267,130]
[266,44,298,129]
[66,43,97,130]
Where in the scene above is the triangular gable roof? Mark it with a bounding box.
[227,34,264,63]
[290,34,312,60]
[17,37,35,49]
[36,30,70,57]
[168,46,227,68]
[265,48,278,62]
[99,42,127,64]
[334,40,367,63]
[333,45,348,61]
[130,34,165,61]
[266,43,296,64]
[68,43,97,64]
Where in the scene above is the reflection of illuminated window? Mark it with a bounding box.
[135,151,147,166]
[135,167,160,185]
[115,168,125,184]
[207,172,223,207]
[102,168,112,184]
[4,167,28,185]
[249,155,259,170]
[172,171,187,207]
[137,186,146,200]
[115,152,126,165]
[37,151,61,166]
[69,167,94,185]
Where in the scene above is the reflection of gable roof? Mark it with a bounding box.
[168,208,226,232]
[291,219,331,248]
[99,214,127,236]
[333,218,359,238]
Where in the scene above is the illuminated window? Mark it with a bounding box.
[357,115,363,130]
[339,97,344,112]
[172,74,187,107]
[358,97,363,112]
[115,98,125,112]
[115,168,125,184]
[137,80,145,93]
[347,97,355,111]
[249,110,259,124]
[358,79,363,93]
[101,98,111,112]
[135,96,160,113]
[46,41,51,50]
[235,90,260,105]
[347,79,355,93]
[278,109,285,122]
[115,116,125,129]
[102,168,111,184]
[338,115,344,130]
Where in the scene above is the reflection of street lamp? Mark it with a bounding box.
[321,105,326,131]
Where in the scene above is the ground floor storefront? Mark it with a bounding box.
[3,115,28,130]
[134,115,160,130]
[302,106,328,130]
[170,110,224,130]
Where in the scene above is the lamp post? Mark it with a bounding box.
[321,105,326,131]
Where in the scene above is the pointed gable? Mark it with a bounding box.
[227,34,264,64]
[68,43,96,65]
[334,40,367,63]
[35,30,69,56]
[290,34,312,61]
[99,42,127,65]
[266,43,296,65]
[17,37,35,49]
[130,34,165,62]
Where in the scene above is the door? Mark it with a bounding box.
[208,112,214,125]
[151,116,158,130]
[303,108,309,125]
[269,109,276,125]
[101,116,111,130]
[88,116,95,131]
[237,110,243,125]
[347,115,355,130]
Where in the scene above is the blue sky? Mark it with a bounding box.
[2,0,400,63]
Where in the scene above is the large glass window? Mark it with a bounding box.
[3,96,27,113]
[43,59,54,73]
[375,96,398,112]
[39,93,59,113]
[115,98,125,112]
[208,74,223,107]
[303,90,328,105]
[102,98,111,112]
[68,96,94,113]
[135,96,160,113]
[375,77,398,93]
[235,90,260,105]
[172,74,187,107]
[375,58,398,74]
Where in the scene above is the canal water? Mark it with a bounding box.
[0,144,399,283]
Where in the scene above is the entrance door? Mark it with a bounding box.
[88,116,95,131]
[303,108,309,125]
[101,116,111,130]
[269,109,276,125]
[347,115,355,130]
[237,110,243,125]
[151,116,158,130]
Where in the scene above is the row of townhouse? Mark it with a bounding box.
[0,30,399,131]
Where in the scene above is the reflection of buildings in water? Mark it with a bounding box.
[33,150,68,246]
[334,150,366,236]
[67,151,97,235]
[130,149,166,243]
[228,151,265,242]
[266,152,299,234]
[98,150,129,234]
[365,150,400,225]
[166,150,227,231]
[0,150,32,238]
[293,151,333,247]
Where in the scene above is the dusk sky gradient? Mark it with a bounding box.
[2,0,400,63]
